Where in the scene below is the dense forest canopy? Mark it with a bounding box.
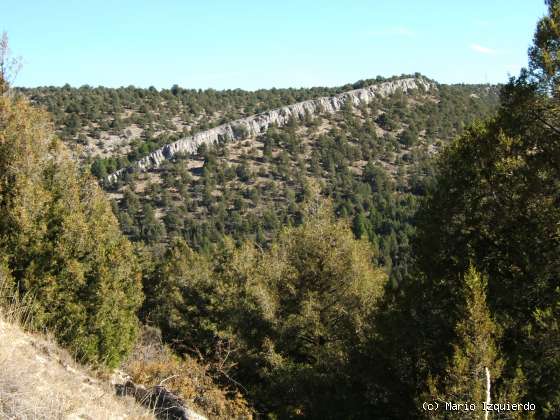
[0,1,559,418]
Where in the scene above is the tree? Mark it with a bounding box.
[91,158,108,179]
[352,210,368,239]
[398,126,418,147]
[195,195,386,417]
[426,267,503,419]
[529,0,560,94]
[142,237,218,354]
[140,203,166,243]
[413,2,560,415]
[376,112,397,131]
[0,32,22,95]
[143,194,387,418]
[0,94,142,367]
[363,162,392,193]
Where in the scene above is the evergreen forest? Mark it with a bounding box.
[1,2,559,418]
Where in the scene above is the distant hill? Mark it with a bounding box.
[17,75,499,283]
[25,76,494,283]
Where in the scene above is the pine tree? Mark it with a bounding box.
[426,267,531,419]
[422,266,534,420]
[414,2,560,415]
[427,267,501,418]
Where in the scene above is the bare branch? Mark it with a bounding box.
[0,32,23,95]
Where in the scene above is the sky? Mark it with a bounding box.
[1,1,549,90]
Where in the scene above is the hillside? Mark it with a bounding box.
[6,73,506,417]
[17,78,376,162]
[3,1,560,418]
[103,77,435,181]
[0,317,153,419]
[56,76,498,283]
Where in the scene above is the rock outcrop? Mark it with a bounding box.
[106,77,435,183]
[116,380,207,420]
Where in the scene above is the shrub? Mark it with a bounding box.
[0,95,142,367]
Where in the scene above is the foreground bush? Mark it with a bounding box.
[125,326,253,419]
[145,198,387,417]
[0,94,142,367]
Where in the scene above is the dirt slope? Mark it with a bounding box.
[0,318,153,420]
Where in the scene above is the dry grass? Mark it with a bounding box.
[124,327,253,420]
[0,274,154,420]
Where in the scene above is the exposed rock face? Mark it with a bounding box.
[106,77,435,183]
[116,380,207,420]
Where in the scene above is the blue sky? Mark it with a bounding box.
[1,1,548,90]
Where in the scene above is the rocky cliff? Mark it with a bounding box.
[106,77,435,183]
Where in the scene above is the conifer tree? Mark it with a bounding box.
[426,267,531,419]
[0,93,142,367]
[414,3,560,415]
[427,267,502,419]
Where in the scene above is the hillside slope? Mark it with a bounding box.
[105,77,434,182]
[0,318,153,419]
[99,76,499,282]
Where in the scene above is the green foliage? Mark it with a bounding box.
[448,267,502,400]
[410,4,560,415]
[19,82,360,147]
[250,200,386,417]
[398,126,418,146]
[143,197,387,418]
[232,123,249,139]
[414,95,560,415]
[109,83,498,287]
[0,95,142,367]
[426,267,506,417]
[529,0,560,92]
